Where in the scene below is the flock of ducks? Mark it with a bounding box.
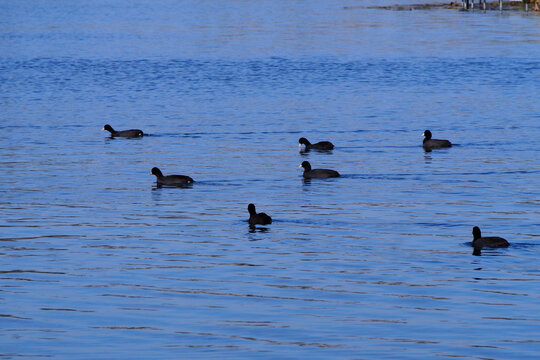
[102,124,510,256]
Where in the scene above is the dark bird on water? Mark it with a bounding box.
[299,137,334,151]
[248,203,272,226]
[150,167,194,186]
[471,226,509,256]
[299,161,340,179]
[422,130,452,150]
[102,124,144,138]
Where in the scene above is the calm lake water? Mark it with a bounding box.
[1,0,540,358]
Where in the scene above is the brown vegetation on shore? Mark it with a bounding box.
[345,1,539,11]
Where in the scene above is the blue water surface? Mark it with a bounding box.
[1,0,540,359]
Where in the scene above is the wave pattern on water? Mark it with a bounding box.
[1,1,540,359]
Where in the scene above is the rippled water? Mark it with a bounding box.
[1,0,540,358]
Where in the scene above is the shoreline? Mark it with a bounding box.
[345,1,540,11]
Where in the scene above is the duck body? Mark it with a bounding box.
[422,130,451,150]
[472,226,509,255]
[151,167,194,186]
[299,137,334,151]
[300,161,340,179]
[248,203,272,225]
[103,124,144,138]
